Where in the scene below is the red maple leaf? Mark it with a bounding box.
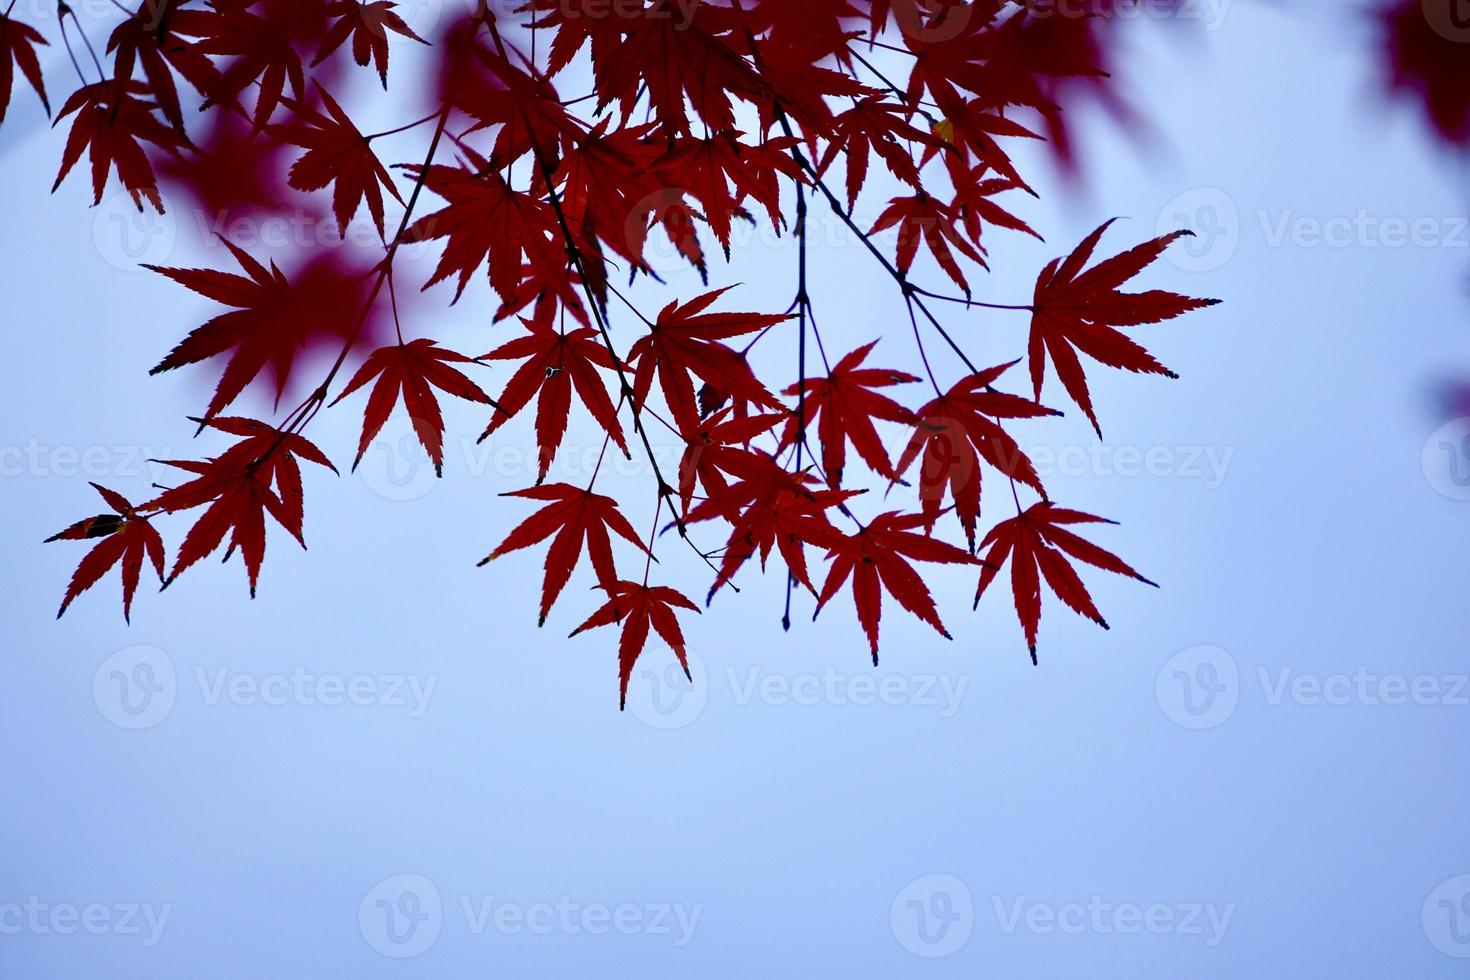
[187,0,308,128]
[315,0,426,87]
[677,408,787,518]
[0,11,49,125]
[146,240,379,420]
[871,191,987,293]
[780,340,921,487]
[816,96,939,209]
[331,339,493,476]
[974,502,1157,663]
[274,87,404,237]
[1030,219,1220,436]
[555,120,662,268]
[452,43,583,170]
[814,510,978,662]
[628,287,789,434]
[892,360,1058,549]
[656,132,805,254]
[586,1,765,136]
[106,1,220,132]
[147,417,338,596]
[47,484,166,622]
[570,580,700,710]
[52,81,186,212]
[709,480,856,604]
[404,146,575,307]
[479,299,629,482]
[481,484,648,625]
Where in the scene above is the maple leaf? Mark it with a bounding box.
[921,98,1037,188]
[629,192,711,285]
[960,8,1122,176]
[569,580,700,710]
[479,299,629,482]
[481,484,648,626]
[744,0,869,55]
[1382,0,1470,146]
[188,0,307,128]
[814,511,978,663]
[455,44,583,170]
[147,417,338,596]
[146,240,378,420]
[555,120,662,267]
[274,87,404,237]
[0,11,49,125]
[588,0,766,135]
[1029,219,1220,436]
[871,192,987,294]
[743,32,875,137]
[677,408,787,519]
[892,361,1059,549]
[655,132,805,255]
[903,12,1040,186]
[780,341,921,487]
[52,81,186,212]
[316,0,426,87]
[974,502,1158,663]
[107,1,221,132]
[708,481,856,605]
[331,339,493,476]
[404,146,575,307]
[47,484,165,622]
[817,97,939,209]
[628,287,790,435]
[946,159,1041,248]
